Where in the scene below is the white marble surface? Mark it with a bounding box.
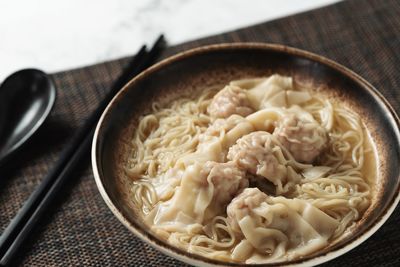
[0,0,340,81]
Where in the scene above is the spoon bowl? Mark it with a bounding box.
[0,69,56,166]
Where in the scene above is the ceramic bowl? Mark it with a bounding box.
[92,43,400,266]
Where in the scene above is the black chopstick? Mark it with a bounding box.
[0,35,166,266]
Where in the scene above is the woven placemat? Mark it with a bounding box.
[1,0,399,266]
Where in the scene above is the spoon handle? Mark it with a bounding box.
[0,35,166,266]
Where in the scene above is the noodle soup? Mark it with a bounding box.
[125,74,376,264]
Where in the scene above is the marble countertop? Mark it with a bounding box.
[0,0,339,81]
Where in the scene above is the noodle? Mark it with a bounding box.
[125,74,376,263]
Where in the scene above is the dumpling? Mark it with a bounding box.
[147,161,247,232]
[201,114,254,151]
[227,188,339,263]
[208,85,254,118]
[245,107,285,132]
[273,109,327,163]
[202,161,248,220]
[227,131,286,183]
[243,74,311,109]
[227,187,269,234]
[227,131,300,194]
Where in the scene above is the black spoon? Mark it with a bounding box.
[0,69,56,167]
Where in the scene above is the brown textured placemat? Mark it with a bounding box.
[1,0,400,266]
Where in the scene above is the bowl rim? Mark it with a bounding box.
[92,42,400,266]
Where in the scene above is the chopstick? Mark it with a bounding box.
[0,35,166,266]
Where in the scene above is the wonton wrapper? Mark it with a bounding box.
[231,74,311,109]
[228,188,339,263]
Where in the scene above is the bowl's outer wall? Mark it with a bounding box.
[94,45,400,266]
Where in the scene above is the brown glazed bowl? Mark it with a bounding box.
[92,43,400,266]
